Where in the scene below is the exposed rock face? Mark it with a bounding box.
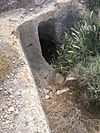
[0,0,34,13]
[0,0,54,13]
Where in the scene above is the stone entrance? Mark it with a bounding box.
[38,19,58,64]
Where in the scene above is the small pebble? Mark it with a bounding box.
[16,91,21,96]
[15,109,19,115]
[5,120,10,124]
[8,107,14,112]
[44,89,50,94]
[9,95,14,98]
[46,86,52,90]
[45,95,50,100]
[1,115,3,119]
[56,88,69,95]
[12,60,16,64]
[0,88,3,91]
[4,114,8,119]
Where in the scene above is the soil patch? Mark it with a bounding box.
[41,73,100,133]
[0,52,12,80]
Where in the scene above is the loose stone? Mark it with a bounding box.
[45,95,50,100]
[8,107,14,112]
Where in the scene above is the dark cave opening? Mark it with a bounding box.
[38,20,58,64]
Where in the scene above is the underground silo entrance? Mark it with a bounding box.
[38,20,58,64]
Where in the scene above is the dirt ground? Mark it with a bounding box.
[0,52,12,81]
[41,73,100,133]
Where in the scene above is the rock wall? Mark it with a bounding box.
[17,0,85,89]
[0,0,53,13]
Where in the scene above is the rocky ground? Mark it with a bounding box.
[0,0,54,13]
[41,73,100,133]
[0,0,100,133]
[0,7,51,133]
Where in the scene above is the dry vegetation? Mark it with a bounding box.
[42,73,100,133]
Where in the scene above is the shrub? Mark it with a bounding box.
[54,12,100,77]
[53,12,100,108]
[75,56,100,107]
